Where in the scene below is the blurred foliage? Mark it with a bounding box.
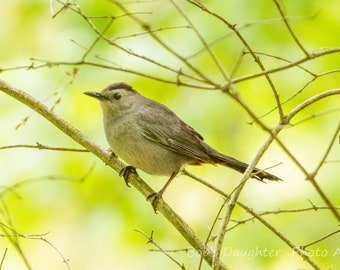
[0,0,340,270]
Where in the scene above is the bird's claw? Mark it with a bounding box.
[146,192,162,213]
[119,166,136,187]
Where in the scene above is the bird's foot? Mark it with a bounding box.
[146,192,162,213]
[119,165,137,187]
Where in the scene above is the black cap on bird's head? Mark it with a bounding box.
[105,82,134,92]
[84,82,137,101]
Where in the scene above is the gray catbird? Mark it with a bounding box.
[84,82,281,212]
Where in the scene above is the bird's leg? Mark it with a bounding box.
[147,171,178,213]
[119,165,137,187]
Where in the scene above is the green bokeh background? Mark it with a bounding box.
[1,1,339,269]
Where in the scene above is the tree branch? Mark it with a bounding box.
[0,79,227,270]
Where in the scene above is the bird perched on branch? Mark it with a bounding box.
[84,82,281,212]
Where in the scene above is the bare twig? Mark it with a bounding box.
[112,25,191,41]
[286,89,340,121]
[0,248,7,270]
[232,47,340,84]
[0,203,32,270]
[0,142,88,152]
[227,205,340,232]
[272,0,309,56]
[301,229,340,250]
[291,107,340,126]
[312,122,340,176]
[134,229,186,270]
[81,17,115,60]
[0,222,72,270]
[11,58,215,90]
[0,168,95,200]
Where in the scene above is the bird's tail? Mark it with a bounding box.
[209,151,282,181]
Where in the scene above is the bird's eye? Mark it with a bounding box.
[113,93,121,100]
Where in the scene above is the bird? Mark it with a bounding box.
[84,82,281,212]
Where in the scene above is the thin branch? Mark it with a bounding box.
[37,237,72,270]
[232,47,340,84]
[301,229,340,250]
[148,248,191,253]
[286,89,340,121]
[112,25,191,41]
[0,142,88,152]
[312,122,340,176]
[0,216,32,269]
[50,0,73,18]
[292,107,340,126]
[134,230,186,270]
[0,222,72,270]
[0,248,7,270]
[0,172,92,200]
[272,0,309,56]
[81,17,115,61]
[20,59,216,90]
[248,51,315,76]
[250,69,340,125]
[227,205,340,232]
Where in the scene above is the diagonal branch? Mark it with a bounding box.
[286,88,340,120]
[232,47,340,84]
[312,122,340,176]
[0,79,227,270]
[272,0,309,56]
[212,126,281,269]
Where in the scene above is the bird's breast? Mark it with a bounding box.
[104,119,188,176]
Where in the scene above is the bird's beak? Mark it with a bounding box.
[83,91,107,101]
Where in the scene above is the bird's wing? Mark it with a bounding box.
[142,123,214,164]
